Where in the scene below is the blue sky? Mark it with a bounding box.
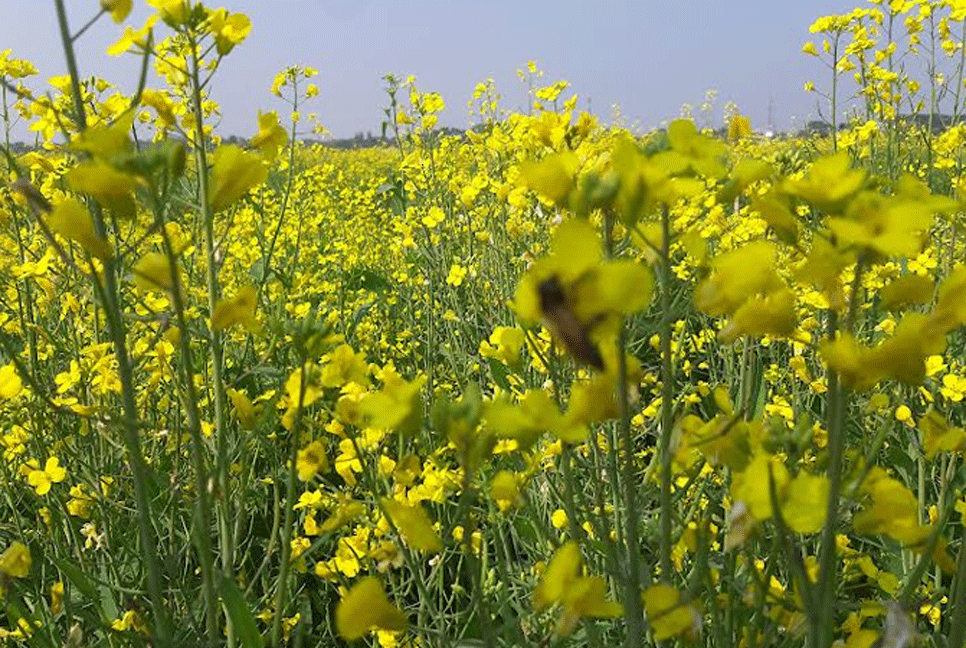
[2,0,865,139]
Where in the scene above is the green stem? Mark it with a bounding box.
[187,32,234,584]
[53,2,172,644]
[831,36,839,153]
[657,204,675,580]
[258,93,301,292]
[70,8,106,42]
[351,433,448,648]
[812,258,864,648]
[458,473,495,648]
[270,365,308,647]
[157,211,219,646]
[948,522,966,645]
[603,210,644,645]
[557,445,604,648]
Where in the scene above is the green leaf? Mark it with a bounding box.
[486,357,511,392]
[51,556,98,601]
[347,301,379,341]
[345,268,391,293]
[220,576,265,648]
[249,257,273,284]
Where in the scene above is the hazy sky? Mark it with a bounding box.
[2,0,866,140]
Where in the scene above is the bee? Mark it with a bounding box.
[537,275,605,371]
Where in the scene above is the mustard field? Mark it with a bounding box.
[3,2,966,647]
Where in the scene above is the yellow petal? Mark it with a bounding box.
[70,113,134,158]
[591,261,654,315]
[47,198,113,260]
[380,499,442,553]
[211,286,259,332]
[695,242,779,317]
[880,274,934,312]
[731,453,789,521]
[209,145,268,213]
[101,0,133,22]
[226,388,256,429]
[535,541,582,610]
[781,472,829,534]
[285,363,322,408]
[919,410,966,459]
[549,218,602,283]
[0,363,24,400]
[489,471,522,508]
[643,584,697,641]
[132,252,174,291]
[65,161,138,219]
[0,541,31,578]
[727,115,753,141]
[335,577,407,640]
[249,111,288,160]
[519,151,578,206]
[296,440,329,481]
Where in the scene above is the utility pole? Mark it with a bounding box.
[766,95,776,137]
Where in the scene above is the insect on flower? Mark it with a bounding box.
[537,275,605,371]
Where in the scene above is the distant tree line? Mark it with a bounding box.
[804,112,966,135]
[306,126,468,150]
[9,114,965,153]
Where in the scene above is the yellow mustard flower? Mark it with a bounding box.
[335,577,407,640]
[147,0,190,27]
[100,0,133,23]
[50,581,64,615]
[295,440,329,481]
[205,8,252,55]
[0,364,23,400]
[380,498,442,553]
[534,542,622,636]
[208,144,268,213]
[0,542,31,578]
[249,111,288,161]
[27,457,67,496]
[65,160,138,219]
[643,584,700,641]
[211,285,259,332]
[106,15,158,56]
[47,199,112,261]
